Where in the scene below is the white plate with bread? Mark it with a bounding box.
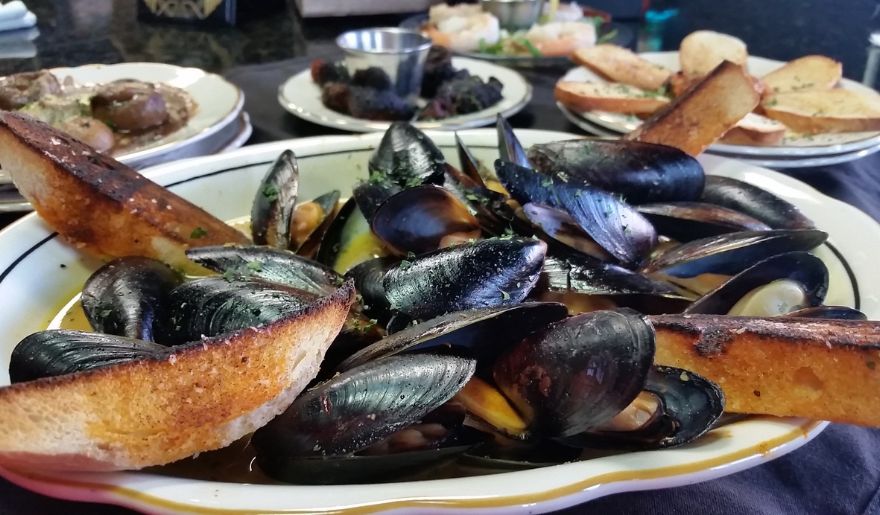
[556,31,880,158]
[1,125,879,513]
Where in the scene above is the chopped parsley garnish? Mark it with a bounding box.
[262,184,280,202]
[190,227,208,239]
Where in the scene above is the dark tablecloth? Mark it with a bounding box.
[2,56,880,515]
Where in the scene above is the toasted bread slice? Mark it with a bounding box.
[572,45,672,91]
[650,314,880,427]
[679,30,748,78]
[667,71,698,97]
[761,55,842,95]
[626,61,761,155]
[720,112,787,146]
[762,88,880,133]
[0,282,354,471]
[0,112,250,272]
[555,81,669,114]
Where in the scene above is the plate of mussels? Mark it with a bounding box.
[0,112,878,513]
[278,46,532,132]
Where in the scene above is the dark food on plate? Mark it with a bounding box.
[0,113,878,483]
[0,70,196,154]
[310,46,504,122]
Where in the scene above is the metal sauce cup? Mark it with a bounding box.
[336,28,432,100]
[480,0,544,31]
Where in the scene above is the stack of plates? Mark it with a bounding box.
[557,52,880,169]
[0,62,252,213]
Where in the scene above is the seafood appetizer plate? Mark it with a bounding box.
[0,126,878,514]
[278,57,531,132]
[561,52,880,159]
[0,62,243,180]
[556,102,880,169]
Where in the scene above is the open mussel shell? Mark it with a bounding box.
[162,277,310,344]
[369,121,446,187]
[253,353,476,460]
[344,256,397,322]
[684,251,828,315]
[787,305,867,320]
[251,149,299,247]
[496,160,657,268]
[317,198,388,274]
[701,175,816,230]
[352,180,401,221]
[493,309,655,438]
[186,245,343,296]
[443,164,513,236]
[526,140,705,204]
[383,237,546,321]
[563,366,725,449]
[81,257,181,342]
[292,190,340,256]
[496,115,530,168]
[643,229,828,278]
[542,252,688,300]
[336,303,568,373]
[462,437,582,471]
[9,330,168,383]
[522,203,611,260]
[637,202,770,242]
[370,185,481,255]
[456,132,490,187]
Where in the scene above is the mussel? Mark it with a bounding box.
[700,175,815,230]
[251,150,298,247]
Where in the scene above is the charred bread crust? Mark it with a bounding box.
[0,112,249,269]
[0,282,355,472]
[650,314,880,426]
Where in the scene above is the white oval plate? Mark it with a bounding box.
[278,57,532,132]
[560,52,880,157]
[1,130,878,514]
[557,101,880,169]
[16,62,243,170]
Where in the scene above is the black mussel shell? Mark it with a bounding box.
[493,309,655,437]
[293,190,341,256]
[252,150,299,247]
[163,277,310,344]
[787,305,867,320]
[383,237,546,320]
[462,437,582,471]
[564,366,724,449]
[352,180,401,221]
[337,303,568,373]
[638,202,770,242]
[186,245,343,297]
[81,257,181,342]
[316,198,387,274]
[701,175,815,230]
[522,202,611,260]
[10,330,168,383]
[496,160,657,268]
[368,122,446,187]
[253,353,476,459]
[496,115,530,168]
[344,257,397,321]
[456,132,490,188]
[371,185,481,255]
[526,140,705,204]
[643,229,828,278]
[542,252,690,300]
[684,251,828,315]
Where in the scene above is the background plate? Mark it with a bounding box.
[0,130,877,513]
[278,57,531,132]
[561,52,880,157]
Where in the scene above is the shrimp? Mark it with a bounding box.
[525,21,596,57]
[424,13,500,53]
[548,1,585,22]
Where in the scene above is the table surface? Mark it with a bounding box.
[2,0,880,513]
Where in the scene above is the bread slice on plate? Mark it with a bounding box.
[761,55,842,95]
[571,45,673,91]
[721,112,787,146]
[626,60,761,156]
[0,112,251,274]
[679,30,748,78]
[762,88,880,133]
[555,81,669,114]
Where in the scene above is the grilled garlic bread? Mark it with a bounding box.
[720,112,787,145]
[0,282,354,471]
[679,30,749,78]
[761,55,842,95]
[555,81,669,114]
[761,88,880,133]
[626,61,761,156]
[0,112,250,272]
[572,45,673,91]
[651,314,880,427]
